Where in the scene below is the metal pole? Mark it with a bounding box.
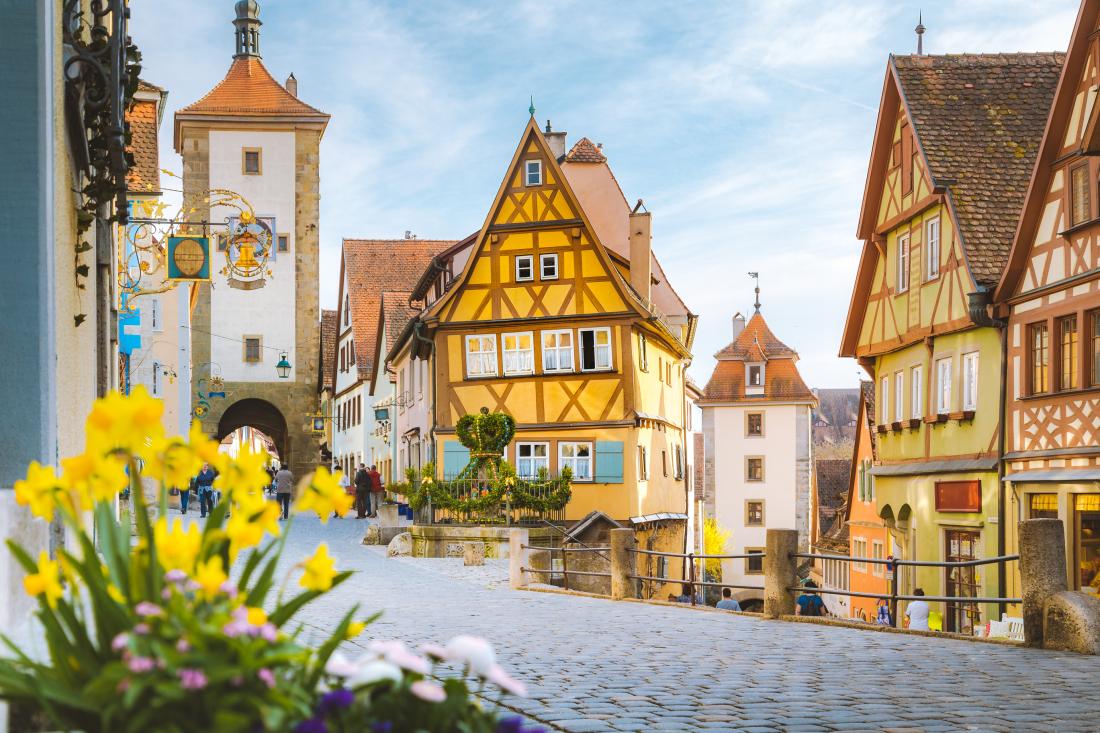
[561,538,569,591]
[688,552,696,606]
[888,556,899,628]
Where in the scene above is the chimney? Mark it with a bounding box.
[285,72,297,97]
[731,312,746,341]
[544,119,567,161]
[629,208,652,303]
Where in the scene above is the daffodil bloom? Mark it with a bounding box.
[300,543,337,591]
[225,511,264,560]
[188,421,224,468]
[107,584,126,604]
[346,620,365,639]
[153,518,201,573]
[215,446,270,497]
[14,462,65,521]
[24,551,63,608]
[84,386,164,456]
[246,606,267,626]
[194,556,227,600]
[143,437,202,491]
[295,467,353,523]
[61,451,129,504]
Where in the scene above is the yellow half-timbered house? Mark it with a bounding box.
[394,117,697,535]
[841,53,1062,633]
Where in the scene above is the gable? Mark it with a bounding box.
[429,118,636,324]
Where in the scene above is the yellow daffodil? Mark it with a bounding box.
[107,584,126,604]
[346,620,365,639]
[246,606,267,626]
[14,462,65,522]
[215,446,270,498]
[23,551,63,608]
[85,387,164,456]
[194,556,227,600]
[225,511,264,560]
[143,437,202,491]
[188,421,223,467]
[61,451,129,504]
[300,543,336,592]
[153,518,201,573]
[295,467,353,524]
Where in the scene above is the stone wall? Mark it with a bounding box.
[410,525,556,560]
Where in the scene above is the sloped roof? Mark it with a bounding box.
[126,96,161,194]
[380,291,420,363]
[341,239,456,383]
[892,52,1063,286]
[815,458,852,552]
[714,312,797,361]
[701,311,814,403]
[178,57,328,118]
[860,380,878,461]
[319,309,337,392]
[564,137,606,163]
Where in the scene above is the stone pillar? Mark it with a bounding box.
[764,528,799,618]
[1019,518,1069,647]
[610,528,638,600]
[464,542,485,566]
[509,528,530,590]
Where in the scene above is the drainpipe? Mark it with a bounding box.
[968,286,1008,620]
[412,320,436,471]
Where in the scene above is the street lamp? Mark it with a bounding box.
[276,352,292,379]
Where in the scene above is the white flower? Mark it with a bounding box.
[486,663,528,697]
[410,679,447,703]
[347,659,402,688]
[420,642,450,661]
[445,635,496,677]
[324,652,358,678]
[366,639,431,675]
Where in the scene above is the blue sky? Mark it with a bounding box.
[134,0,1078,388]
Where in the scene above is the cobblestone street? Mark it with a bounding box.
[197,512,1099,732]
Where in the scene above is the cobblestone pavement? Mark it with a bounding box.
[185,510,1100,732]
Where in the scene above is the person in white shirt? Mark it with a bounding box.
[905,588,931,631]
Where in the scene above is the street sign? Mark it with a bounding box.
[167,236,211,281]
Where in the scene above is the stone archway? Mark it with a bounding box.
[216,398,289,462]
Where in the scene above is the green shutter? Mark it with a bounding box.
[442,442,470,479]
[594,441,624,484]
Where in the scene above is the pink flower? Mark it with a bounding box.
[127,656,155,673]
[179,668,207,690]
[259,623,277,642]
[420,643,450,661]
[223,619,249,638]
[135,602,163,617]
[111,632,130,652]
[409,680,446,703]
[219,580,238,596]
[161,588,173,600]
[386,647,430,675]
[257,668,275,688]
[176,638,191,653]
[117,678,130,693]
[324,652,357,678]
[486,664,528,697]
[134,623,151,635]
[165,569,187,583]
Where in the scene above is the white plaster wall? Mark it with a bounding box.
[332,383,365,472]
[208,130,296,382]
[366,376,395,470]
[395,353,433,471]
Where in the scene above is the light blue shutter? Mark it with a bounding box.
[594,441,624,484]
[442,442,470,479]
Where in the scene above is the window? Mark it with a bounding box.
[1060,315,1078,391]
[746,456,764,482]
[745,548,764,575]
[894,371,904,422]
[871,541,885,577]
[244,336,262,363]
[242,147,262,175]
[515,255,534,282]
[852,538,868,573]
[925,217,940,280]
[666,362,672,384]
[150,297,162,332]
[1092,311,1100,387]
[516,443,549,477]
[525,160,542,186]
[656,556,669,579]
[910,365,923,420]
[502,332,534,375]
[673,444,684,480]
[896,232,910,292]
[747,364,764,387]
[637,446,648,481]
[541,330,574,373]
[540,253,558,280]
[962,352,979,411]
[152,362,161,397]
[277,234,289,253]
[579,327,612,371]
[1030,322,1049,394]
[880,375,890,423]
[349,341,355,366]
[638,333,648,371]
[1071,163,1090,226]
[343,294,350,326]
[661,450,668,477]
[559,442,592,481]
[465,335,497,377]
[746,500,764,527]
[746,412,763,437]
[935,357,952,415]
[1030,493,1058,519]
[339,345,346,373]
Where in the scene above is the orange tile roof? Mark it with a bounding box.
[701,311,814,403]
[341,239,457,383]
[319,309,338,392]
[178,57,328,118]
[565,137,606,163]
[126,98,161,194]
[714,311,797,361]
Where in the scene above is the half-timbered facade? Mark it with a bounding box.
[403,117,697,527]
[841,52,1062,632]
[996,0,1100,594]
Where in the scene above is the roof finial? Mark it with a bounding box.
[915,11,926,56]
[748,271,760,313]
[529,95,536,117]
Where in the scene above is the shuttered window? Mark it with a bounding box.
[1060,315,1078,390]
[1071,164,1090,226]
[1030,322,1049,394]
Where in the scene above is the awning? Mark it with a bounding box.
[629,512,688,526]
[1003,469,1100,482]
[870,457,997,477]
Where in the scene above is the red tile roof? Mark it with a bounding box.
[714,312,797,361]
[319,309,337,392]
[340,239,456,383]
[565,137,606,163]
[701,311,814,403]
[380,291,420,366]
[178,57,328,118]
[892,53,1063,286]
[126,98,161,194]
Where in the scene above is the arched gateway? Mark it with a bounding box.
[216,398,289,461]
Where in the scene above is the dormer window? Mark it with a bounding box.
[525,159,542,186]
[746,363,765,395]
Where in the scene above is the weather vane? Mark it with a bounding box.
[748,272,761,313]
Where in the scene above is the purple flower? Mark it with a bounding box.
[294,718,328,733]
[223,619,250,638]
[370,723,392,733]
[176,638,192,653]
[497,717,524,733]
[127,656,155,673]
[318,688,354,714]
[165,569,187,583]
[257,668,275,689]
[135,601,163,617]
[219,580,238,596]
[179,668,208,690]
[133,623,151,635]
[111,632,130,652]
[259,623,278,642]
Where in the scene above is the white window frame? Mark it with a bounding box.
[871,540,885,577]
[747,363,765,387]
[558,442,593,482]
[465,334,498,378]
[525,159,542,186]
[150,296,162,332]
[962,351,979,411]
[910,365,923,420]
[501,331,535,376]
[880,375,890,423]
[894,371,904,423]
[579,327,613,372]
[515,255,534,282]
[853,537,868,573]
[541,329,574,373]
[925,216,941,281]
[539,253,558,280]
[936,357,952,415]
[516,442,549,478]
[897,232,910,293]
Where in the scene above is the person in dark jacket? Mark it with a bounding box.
[196,463,218,518]
[354,463,370,519]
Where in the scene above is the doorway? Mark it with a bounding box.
[944,529,980,634]
[1074,494,1100,592]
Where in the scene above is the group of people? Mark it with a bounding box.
[337,463,384,519]
[179,463,219,517]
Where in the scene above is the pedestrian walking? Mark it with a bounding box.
[795,579,827,617]
[195,463,218,518]
[367,464,384,518]
[274,465,294,520]
[354,463,370,519]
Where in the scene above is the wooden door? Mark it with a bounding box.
[944,529,980,634]
[1074,494,1100,591]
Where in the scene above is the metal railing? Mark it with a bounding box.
[520,544,611,591]
[627,548,765,605]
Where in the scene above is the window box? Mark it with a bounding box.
[923,414,948,425]
[905,418,921,430]
[876,424,889,434]
[890,421,902,432]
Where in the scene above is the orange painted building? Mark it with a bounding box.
[846,381,891,622]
